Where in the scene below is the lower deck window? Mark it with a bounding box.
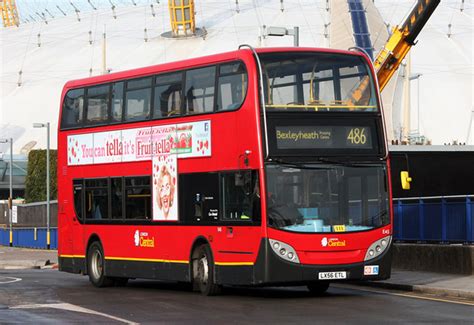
[73,180,83,219]
[72,171,260,224]
[111,177,123,219]
[125,177,152,220]
[179,170,260,224]
[85,179,109,220]
[221,171,260,221]
[73,176,151,222]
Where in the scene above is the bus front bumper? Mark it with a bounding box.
[251,238,393,285]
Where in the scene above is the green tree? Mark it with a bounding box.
[25,150,57,203]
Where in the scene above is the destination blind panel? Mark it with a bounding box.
[275,126,373,150]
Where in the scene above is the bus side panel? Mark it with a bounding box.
[213,226,262,285]
[105,259,189,282]
[57,135,68,252]
[58,133,77,273]
[81,224,264,285]
[81,225,187,281]
[215,265,254,285]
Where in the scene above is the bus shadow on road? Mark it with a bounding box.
[125,280,353,299]
[220,286,357,299]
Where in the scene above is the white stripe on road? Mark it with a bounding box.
[11,303,138,324]
[0,276,22,284]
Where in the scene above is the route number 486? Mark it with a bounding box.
[347,128,367,145]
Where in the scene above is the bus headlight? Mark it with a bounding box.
[364,236,391,261]
[269,239,300,264]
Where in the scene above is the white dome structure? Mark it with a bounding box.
[1,0,472,155]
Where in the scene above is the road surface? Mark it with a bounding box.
[0,269,472,323]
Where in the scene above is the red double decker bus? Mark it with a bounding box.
[58,46,392,295]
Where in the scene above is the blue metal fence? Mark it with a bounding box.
[394,195,474,244]
[0,228,9,246]
[0,228,57,249]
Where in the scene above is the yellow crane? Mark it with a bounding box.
[375,0,440,91]
[348,0,440,109]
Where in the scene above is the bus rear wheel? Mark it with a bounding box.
[192,244,221,296]
[87,241,114,287]
[307,281,330,295]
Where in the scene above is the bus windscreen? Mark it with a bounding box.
[266,163,389,233]
[261,52,378,112]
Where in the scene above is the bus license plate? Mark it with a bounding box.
[318,271,347,280]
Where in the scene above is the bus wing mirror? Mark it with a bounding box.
[400,171,412,190]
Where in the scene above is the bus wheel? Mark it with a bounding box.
[193,244,221,296]
[307,281,330,295]
[87,241,114,287]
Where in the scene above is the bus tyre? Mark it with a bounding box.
[307,281,330,295]
[193,244,221,296]
[87,241,114,287]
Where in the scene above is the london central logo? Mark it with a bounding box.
[134,230,155,248]
[321,237,328,247]
[134,230,140,246]
[321,237,346,247]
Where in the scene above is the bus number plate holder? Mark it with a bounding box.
[318,271,347,280]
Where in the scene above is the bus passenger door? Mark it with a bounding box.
[217,171,262,257]
[71,180,86,260]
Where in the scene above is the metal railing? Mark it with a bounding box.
[0,227,57,249]
[393,195,473,244]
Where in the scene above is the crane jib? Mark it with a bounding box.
[402,0,441,45]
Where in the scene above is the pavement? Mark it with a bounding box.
[1,246,473,300]
[0,246,58,270]
[353,269,474,301]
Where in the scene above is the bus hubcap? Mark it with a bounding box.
[91,250,103,279]
[198,255,209,284]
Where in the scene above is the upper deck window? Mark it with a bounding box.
[261,53,378,112]
[111,82,124,122]
[153,72,183,119]
[125,77,152,121]
[217,62,247,111]
[86,85,109,124]
[61,89,84,128]
[185,66,216,115]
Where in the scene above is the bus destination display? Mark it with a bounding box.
[275,126,372,149]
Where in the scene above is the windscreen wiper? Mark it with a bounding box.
[268,158,332,170]
[268,157,378,169]
[315,157,371,168]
